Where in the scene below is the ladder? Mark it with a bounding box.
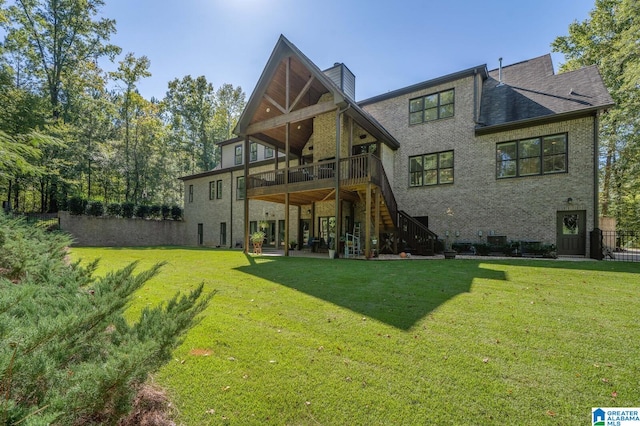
[344,223,361,258]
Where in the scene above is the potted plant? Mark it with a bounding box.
[250,231,266,255]
[289,240,297,250]
[328,238,336,259]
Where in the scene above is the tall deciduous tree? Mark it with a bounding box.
[2,0,120,119]
[110,53,151,202]
[552,0,640,230]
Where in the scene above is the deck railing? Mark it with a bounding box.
[247,153,377,190]
[397,210,438,255]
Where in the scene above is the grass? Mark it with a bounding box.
[70,247,640,425]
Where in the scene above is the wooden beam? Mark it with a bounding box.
[289,76,315,112]
[263,94,286,114]
[374,189,381,254]
[246,101,337,135]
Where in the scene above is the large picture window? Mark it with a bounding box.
[409,150,454,187]
[409,89,454,125]
[497,133,567,179]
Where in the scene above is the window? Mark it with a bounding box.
[209,181,215,200]
[264,146,274,158]
[188,184,193,202]
[236,176,245,200]
[234,145,242,165]
[497,133,567,179]
[409,151,454,187]
[250,142,258,162]
[216,180,222,199]
[409,89,454,125]
[220,222,227,246]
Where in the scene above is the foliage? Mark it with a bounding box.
[135,204,150,219]
[107,202,122,217]
[170,205,182,221]
[122,202,135,219]
[86,200,104,217]
[71,248,640,426]
[161,204,171,220]
[68,196,87,215]
[552,0,640,231]
[0,214,212,425]
[250,231,265,243]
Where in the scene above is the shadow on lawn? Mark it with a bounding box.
[237,256,507,330]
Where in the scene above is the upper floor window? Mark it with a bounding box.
[409,89,454,125]
[250,142,258,162]
[188,184,194,202]
[497,133,567,179]
[234,145,242,165]
[209,181,215,200]
[409,150,454,187]
[236,176,245,200]
[216,180,222,199]
[264,146,274,159]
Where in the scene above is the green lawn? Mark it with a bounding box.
[70,248,640,425]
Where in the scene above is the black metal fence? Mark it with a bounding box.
[601,230,640,262]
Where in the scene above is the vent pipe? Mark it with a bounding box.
[497,57,504,87]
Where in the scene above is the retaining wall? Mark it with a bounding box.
[59,211,187,246]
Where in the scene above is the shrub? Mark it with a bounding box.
[136,204,150,219]
[122,202,135,218]
[0,212,212,425]
[107,202,122,217]
[149,204,162,219]
[473,243,492,256]
[170,205,183,221]
[68,196,87,215]
[86,200,104,217]
[161,205,171,220]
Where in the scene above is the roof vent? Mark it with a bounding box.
[497,57,504,87]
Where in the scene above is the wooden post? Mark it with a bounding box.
[374,189,381,256]
[365,182,371,257]
[284,122,290,256]
[243,137,250,253]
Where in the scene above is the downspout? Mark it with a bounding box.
[229,170,233,248]
[593,113,600,230]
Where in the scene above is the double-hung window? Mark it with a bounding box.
[216,180,222,199]
[409,89,454,125]
[236,176,245,200]
[234,145,242,165]
[409,150,454,187]
[497,133,567,179]
[250,142,258,162]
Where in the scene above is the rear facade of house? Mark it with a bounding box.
[181,36,613,258]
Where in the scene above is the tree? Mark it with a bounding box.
[110,53,152,202]
[0,213,212,424]
[165,75,218,174]
[2,0,120,120]
[552,0,640,230]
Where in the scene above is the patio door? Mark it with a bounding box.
[556,210,586,255]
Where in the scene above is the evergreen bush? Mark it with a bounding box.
[170,205,182,221]
[136,204,150,219]
[0,213,212,425]
[122,202,135,218]
[86,200,104,217]
[107,202,122,217]
[149,204,162,219]
[161,205,171,220]
[68,196,87,215]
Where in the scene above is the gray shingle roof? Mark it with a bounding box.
[478,54,614,130]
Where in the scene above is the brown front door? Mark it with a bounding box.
[556,210,586,255]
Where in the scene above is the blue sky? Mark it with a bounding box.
[101,0,594,102]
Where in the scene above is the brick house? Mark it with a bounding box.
[180,35,613,257]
